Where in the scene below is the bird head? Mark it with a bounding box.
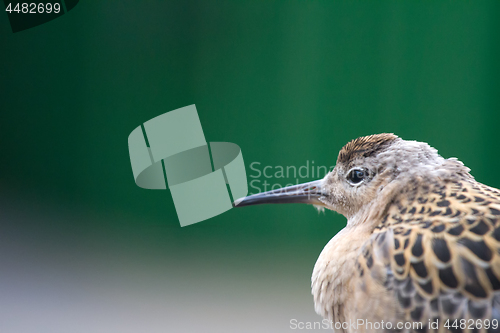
[235,133,464,221]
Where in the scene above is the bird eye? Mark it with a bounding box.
[347,169,365,184]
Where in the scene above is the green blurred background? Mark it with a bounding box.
[1,1,499,332]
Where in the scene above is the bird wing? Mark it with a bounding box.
[356,177,500,331]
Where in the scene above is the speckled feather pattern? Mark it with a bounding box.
[311,134,500,333]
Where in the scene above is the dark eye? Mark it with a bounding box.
[347,169,365,184]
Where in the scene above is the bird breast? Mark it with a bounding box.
[312,225,371,323]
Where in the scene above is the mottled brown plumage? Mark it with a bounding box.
[236,134,500,332]
[350,173,500,332]
[312,134,500,333]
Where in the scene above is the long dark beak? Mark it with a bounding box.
[234,179,326,207]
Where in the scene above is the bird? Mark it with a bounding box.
[234,133,500,333]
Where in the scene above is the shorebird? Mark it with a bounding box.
[235,134,500,332]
